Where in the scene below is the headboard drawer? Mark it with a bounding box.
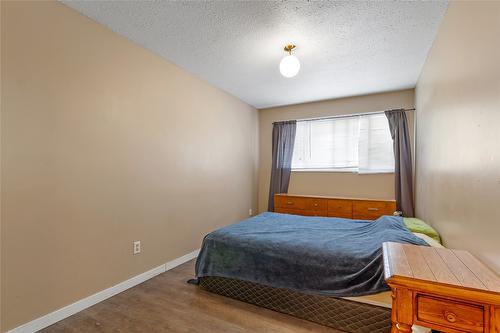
[305,198,328,211]
[352,200,396,220]
[274,195,307,210]
[327,199,353,218]
[274,194,396,220]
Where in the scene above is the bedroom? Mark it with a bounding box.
[1,1,499,333]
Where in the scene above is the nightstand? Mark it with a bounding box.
[383,242,500,333]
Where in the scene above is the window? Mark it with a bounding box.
[291,113,394,173]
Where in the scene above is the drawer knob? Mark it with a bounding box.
[367,208,379,211]
[444,311,457,323]
[314,203,318,207]
[286,201,293,205]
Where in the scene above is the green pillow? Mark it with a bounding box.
[403,217,441,244]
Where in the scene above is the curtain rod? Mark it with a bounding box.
[273,108,415,124]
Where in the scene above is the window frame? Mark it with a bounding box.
[290,112,395,174]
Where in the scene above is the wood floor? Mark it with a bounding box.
[41,260,342,333]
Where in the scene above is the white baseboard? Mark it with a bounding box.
[166,249,200,270]
[7,249,200,333]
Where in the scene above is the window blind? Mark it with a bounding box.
[291,113,394,173]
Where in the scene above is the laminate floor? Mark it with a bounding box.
[41,260,342,333]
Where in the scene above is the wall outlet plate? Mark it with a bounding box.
[248,209,253,216]
[133,241,141,255]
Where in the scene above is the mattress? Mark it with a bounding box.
[196,216,441,333]
[199,276,393,333]
[198,230,440,333]
[196,212,428,297]
[199,276,432,333]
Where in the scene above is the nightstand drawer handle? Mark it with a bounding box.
[444,311,457,323]
[314,203,318,207]
[286,201,293,205]
[367,207,379,211]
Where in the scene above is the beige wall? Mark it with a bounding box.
[0,1,258,331]
[0,0,2,327]
[415,2,500,273]
[258,90,415,212]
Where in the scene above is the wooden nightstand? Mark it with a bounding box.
[383,242,500,333]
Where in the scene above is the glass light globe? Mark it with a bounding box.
[279,55,300,78]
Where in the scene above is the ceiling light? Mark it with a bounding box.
[279,44,300,78]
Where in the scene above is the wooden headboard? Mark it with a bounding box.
[274,193,396,220]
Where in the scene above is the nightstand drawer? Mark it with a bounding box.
[416,295,484,333]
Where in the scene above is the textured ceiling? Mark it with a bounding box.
[61,1,448,109]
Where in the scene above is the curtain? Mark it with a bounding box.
[268,120,297,211]
[385,109,415,217]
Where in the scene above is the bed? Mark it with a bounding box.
[192,211,441,333]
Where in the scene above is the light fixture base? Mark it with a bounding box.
[284,44,296,54]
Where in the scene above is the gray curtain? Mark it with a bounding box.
[385,109,414,217]
[268,120,297,211]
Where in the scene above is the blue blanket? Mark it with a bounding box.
[195,212,428,297]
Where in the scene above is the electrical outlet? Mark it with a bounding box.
[249,209,253,216]
[133,241,141,255]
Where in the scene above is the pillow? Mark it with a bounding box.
[403,217,441,243]
[412,233,444,248]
